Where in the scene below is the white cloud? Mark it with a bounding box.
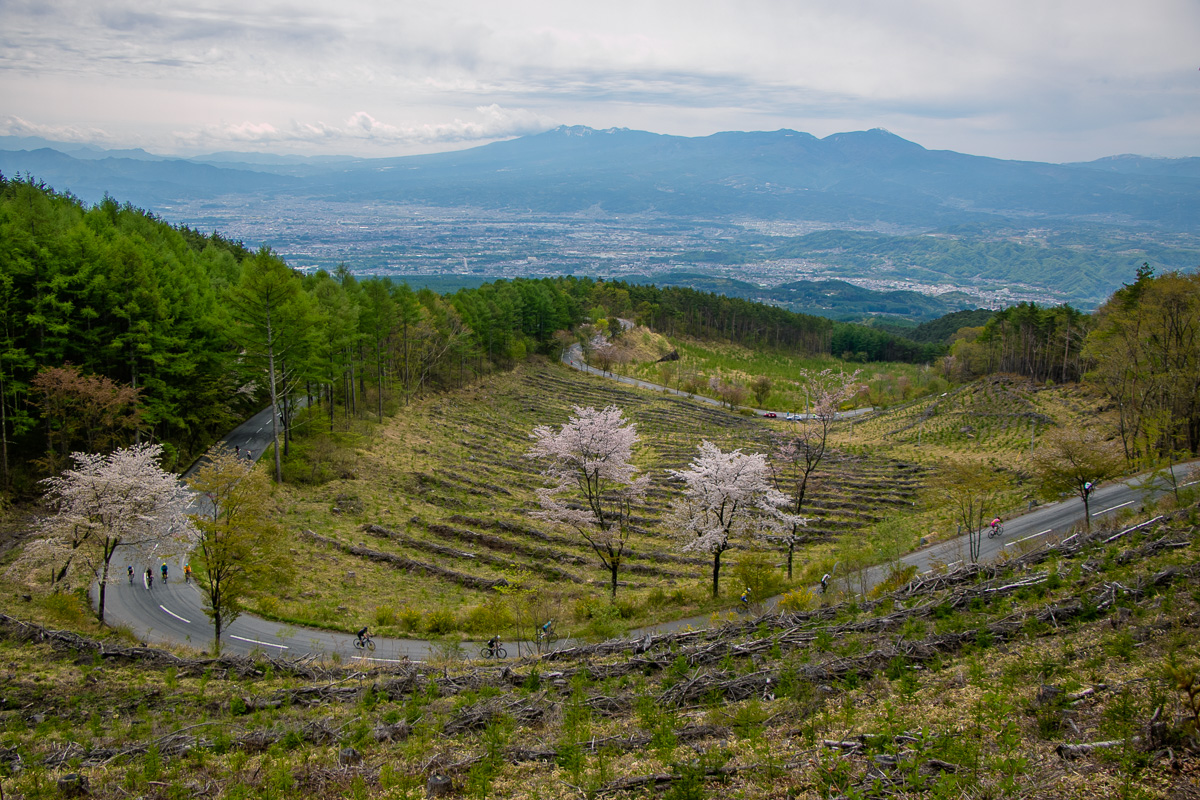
[1,0,1197,160]
[171,105,557,152]
[0,116,117,145]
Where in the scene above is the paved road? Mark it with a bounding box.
[637,461,1199,634]
[561,343,874,420]
[98,374,1198,659]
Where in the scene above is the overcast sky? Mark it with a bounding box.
[2,0,1197,162]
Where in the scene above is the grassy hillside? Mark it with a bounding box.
[260,358,930,640]
[0,492,1197,798]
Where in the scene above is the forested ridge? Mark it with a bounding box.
[4,175,1196,495]
[0,176,935,493]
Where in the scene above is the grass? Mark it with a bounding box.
[250,356,938,639]
[623,335,951,412]
[0,494,1197,798]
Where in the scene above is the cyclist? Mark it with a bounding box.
[145,567,153,589]
[183,564,192,584]
[989,517,1002,536]
[740,586,751,608]
[540,619,554,637]
[487,634,501,653]
[127,565,134,584]
[356,626,371,647]
[161,562,169,583]
[820,573,830,594]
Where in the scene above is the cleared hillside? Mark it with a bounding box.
[0,493,1197,798]
[264,358,929,638]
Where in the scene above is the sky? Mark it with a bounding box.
[1,0,1198,163]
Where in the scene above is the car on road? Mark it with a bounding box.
[763,412,777,418]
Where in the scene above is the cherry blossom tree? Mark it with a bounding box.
[528,405,649,599]
[771,368,863,577]
[670,441,799,598]
[38,443,197,623]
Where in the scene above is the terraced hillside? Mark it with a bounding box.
[847,375,1107,465]
[267,359,926,638]
[2,495,1197,799]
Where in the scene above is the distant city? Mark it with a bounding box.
[162,196,1054,310]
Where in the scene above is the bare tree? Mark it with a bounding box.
[528,405,649,599]
[1031,425,1125,532]
[750,375,773,407]
[187,448,285,654]
[928,460,1005,563]
[709,376,748,411]
[36,443,196,623]
[771,369,863,577]
[669,441,797,598]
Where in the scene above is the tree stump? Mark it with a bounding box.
[58,773,90,796]
[426,773,453,797]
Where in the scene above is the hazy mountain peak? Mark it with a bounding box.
[551,125,632,137]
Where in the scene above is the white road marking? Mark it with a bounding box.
[1093,500,1134,516]
[1007,529,1053,546]
[159,605,191,624]
[229,635,289,650]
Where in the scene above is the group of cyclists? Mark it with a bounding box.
[352,620,560,659]
[128,562,193,587]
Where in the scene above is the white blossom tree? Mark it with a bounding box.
[771,368,863,577]
[528,405,649,599]
[38,443,197,623]
[670,440,799,598]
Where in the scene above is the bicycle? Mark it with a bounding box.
[480,642,507,659]
[987,522,1005,539]
[536,628,559,652]
[353,634,376,652]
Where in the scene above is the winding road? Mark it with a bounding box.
[97,364,1198,658]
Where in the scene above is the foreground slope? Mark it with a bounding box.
[1,495,1197,798]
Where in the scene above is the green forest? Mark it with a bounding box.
[2,174,1197,497]
[0,176,945,493]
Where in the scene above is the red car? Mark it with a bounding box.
[763,412,777,418]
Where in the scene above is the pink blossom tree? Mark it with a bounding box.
[38,443,197,623]
[670,441,799,598]
[771,368,863,577]
[528,405,649,599]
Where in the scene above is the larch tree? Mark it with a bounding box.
[187,447,285,654]
[1084,266,1200,461]
[670,440,797,598]
[36,443,196,623]
[225,249,302,483]
[771,368,862,577]
[1031,425,1125,532]
[527,405,649,599]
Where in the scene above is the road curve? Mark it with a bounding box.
[98,367,1198,658]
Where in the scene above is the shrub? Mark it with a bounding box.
[461,599,513,634]
[867,563,918,598]
[398,606,422,632]
[731,551,784,603]
[425,608,457,635]
[374,605,398,627]
[778,587,817,613]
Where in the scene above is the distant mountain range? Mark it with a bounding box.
[2,126,1198,312]
[4,127,1198,230]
